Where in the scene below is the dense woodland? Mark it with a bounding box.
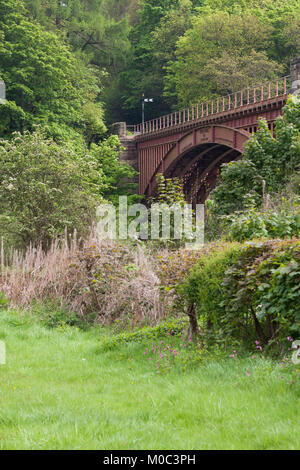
[1,0,300,134]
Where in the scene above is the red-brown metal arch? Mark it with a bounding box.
[187,147,241,203]
[144,125,250,200]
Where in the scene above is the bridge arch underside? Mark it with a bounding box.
[167,143,241,204]
[144,126,249,204]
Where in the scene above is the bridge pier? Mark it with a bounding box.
[111,122,138,171]
[290,57,300,95]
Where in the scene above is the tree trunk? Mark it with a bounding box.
[251,307,267,344]
[187,304,200,342]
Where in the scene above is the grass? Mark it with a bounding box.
[0,309,299,450]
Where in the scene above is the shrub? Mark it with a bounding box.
[182,240,300,350]
[225,209,300,242]
[206,159,264,217]
[181,243,243,330]
[0,291,8,309]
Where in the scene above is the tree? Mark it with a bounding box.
[0,129,104,248]
[208,95,300,217]
[198,50,283,97]
[24,0,132,79]
[164,11,283,107]
[283,14,300,57]
[110,0,193,123]
[207,160,264,217]
[0,0,106,143]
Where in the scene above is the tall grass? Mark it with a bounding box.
[0,230,164,326]
[0,309,299,450]
[0,231,79,308]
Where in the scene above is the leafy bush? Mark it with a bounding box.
[206,159,264,217]
[29,301,91,330]
[221,240,300,344]
[181,243,243,329]
[182,240,300,350]
[147,174,190,248]
[226,209,300,242]
[89,135,138,205]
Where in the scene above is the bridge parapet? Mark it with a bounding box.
[291,57,300,95]
[133,75,290,136]
[110,121,138,174]
[111,122,127,139]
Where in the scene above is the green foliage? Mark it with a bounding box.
[226,209,300,242]
[242,98,300,193]
[182,240,300,350]
[181,243,243,327]
[89,135,138,205]
[99,318,187,351]
[24,0,132,77]
[154,174,186,205]
[207,159,264,217]
[0,101,26,137]
[221,241,300,343]
[28,301,87,329]
[0,291,8,309]
[0,129,103,248]
[21,0,300,125]
[164,10,283,107]
[148,175,188,247]
[110,0,298,120]
[256,251,300,334]
[0,0,106,143]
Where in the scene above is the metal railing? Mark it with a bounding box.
[134,76,290,135]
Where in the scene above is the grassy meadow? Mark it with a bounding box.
[0,309,299,450]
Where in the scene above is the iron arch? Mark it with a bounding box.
[145,125,250,202]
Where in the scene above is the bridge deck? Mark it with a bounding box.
[134,76,290,138]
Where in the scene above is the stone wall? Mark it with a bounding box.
[290,57,300,95]
[111,122,139,186]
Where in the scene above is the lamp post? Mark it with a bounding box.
[141,94,153,127]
